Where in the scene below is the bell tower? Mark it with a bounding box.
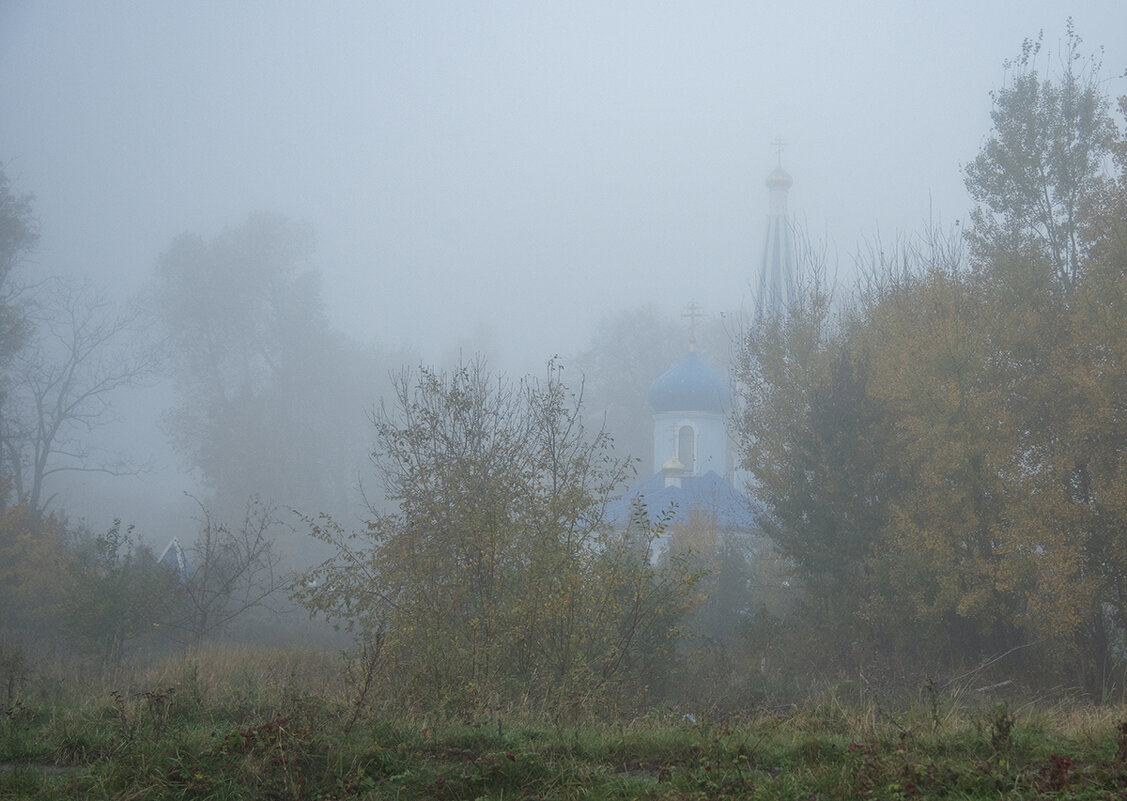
[756,137,796,319]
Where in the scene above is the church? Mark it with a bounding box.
[603,154,796,546]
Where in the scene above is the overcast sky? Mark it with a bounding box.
[3,1,1126,369]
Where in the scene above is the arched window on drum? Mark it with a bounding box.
[677,424,696,475]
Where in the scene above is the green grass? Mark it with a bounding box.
[4,646,1127,799]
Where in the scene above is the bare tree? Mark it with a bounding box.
[169,496,287,648]
[0,278,159,514]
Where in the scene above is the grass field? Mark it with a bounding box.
[3,645,1127,799]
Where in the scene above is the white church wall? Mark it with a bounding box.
[652,411,726,476]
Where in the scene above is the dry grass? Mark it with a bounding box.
[5,644,1127,799]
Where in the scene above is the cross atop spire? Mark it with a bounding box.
[681,300,704,350]
[772,135,787,166]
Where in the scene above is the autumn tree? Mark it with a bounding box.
[955,28,1122,682]
[1034,93,1127,686]
[851,109,1126,677]
[736,229,1096,678]
[62,520,180,667]
[0,503,69,639]
[733,249,895,667]
[296,359,700,715]
[863,259,1086,664]
[964,20,1114,291]
[732,26,1125,688]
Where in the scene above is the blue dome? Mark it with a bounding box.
[648,351,729,413]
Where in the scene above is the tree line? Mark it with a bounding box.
[734,26,1127,694]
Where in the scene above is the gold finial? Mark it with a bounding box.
[681,300,704,351]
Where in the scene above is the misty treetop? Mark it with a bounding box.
[154,213,411,524]
[964,22,1116,291]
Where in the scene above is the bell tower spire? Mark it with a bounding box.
[756,138,796,319]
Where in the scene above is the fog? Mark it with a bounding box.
[2,2,1126,535]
